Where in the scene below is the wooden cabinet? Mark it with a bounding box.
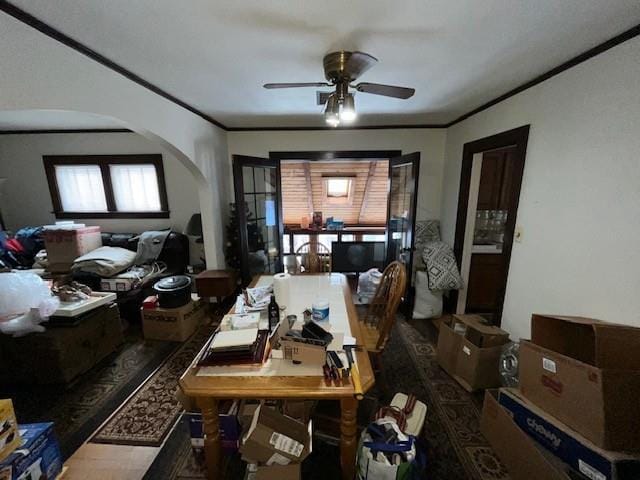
[465,254,506,316]
[476,148,516,211]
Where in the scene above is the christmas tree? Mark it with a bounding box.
[225,202,244,270]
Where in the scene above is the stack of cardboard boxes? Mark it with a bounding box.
[481,314,640,480]
[436,314,510,391]
[240,403,313,480]
[0,399,63,480]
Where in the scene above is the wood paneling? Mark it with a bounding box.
[281,160,388,225]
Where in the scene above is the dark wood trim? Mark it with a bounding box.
[303,162,314,213]
[43,154,170,219]
[358,161,376,223]
[228,124,447,131]
[446,24,640,127]
[4,0,637,132]
[270,150,401,161]
[0,1,226,130]
[450,125,530,325]
[53,211,170,219]
[0,128,132,135]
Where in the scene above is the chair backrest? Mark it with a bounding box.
[364,261,407,351]
[295,241,331,273]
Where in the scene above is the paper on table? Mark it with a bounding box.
[210,328,258,350]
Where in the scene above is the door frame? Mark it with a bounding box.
[232,154,284,285]
[450,125,530,325]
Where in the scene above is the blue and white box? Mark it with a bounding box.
[499,388,640,480]
[0,423,63,480]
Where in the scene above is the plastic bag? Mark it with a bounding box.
[0,272,59,337]
[357,419,426,480]
[357,268,383,302]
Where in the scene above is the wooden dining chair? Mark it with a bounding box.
[295,241,331,273]
[359,261,407,369]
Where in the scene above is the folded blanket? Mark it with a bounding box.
[72,246,136,277]
[422,241,464,291]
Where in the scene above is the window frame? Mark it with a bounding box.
[43,154,170,219]
[322,175,355,206]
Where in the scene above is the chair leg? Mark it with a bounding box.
[368,351,382,373]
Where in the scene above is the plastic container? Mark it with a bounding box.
[311,299,329,322]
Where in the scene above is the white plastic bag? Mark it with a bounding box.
[0,272,59,337]
[357,268,383,303]
[412,271,443,319]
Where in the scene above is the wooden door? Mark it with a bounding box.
[232,155,284,285]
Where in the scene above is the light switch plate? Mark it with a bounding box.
[514,226,523,243]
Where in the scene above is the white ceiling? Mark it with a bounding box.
[9,0,640,128]
[0,110,124,130]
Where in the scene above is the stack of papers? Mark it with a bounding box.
[220,313,261,331]
[210,328,259,351]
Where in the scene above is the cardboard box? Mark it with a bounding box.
[240,404,312,465]
[282,401,314,424]
[141,299,205,341]
[255,463,301,480]
[280,338,326,366]
[499,388,640,480]
[519,314,640,451]
[0,400,20,462]
[480,390,573,480]
[0,423,62,480]
[436,315,509,391]
[43,225,102,272]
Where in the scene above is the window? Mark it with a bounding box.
[323,176,354,205]
[44,155,169,218]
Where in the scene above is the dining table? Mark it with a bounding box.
[179,273,375,479]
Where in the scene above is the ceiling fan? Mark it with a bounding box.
[264,51,415,127]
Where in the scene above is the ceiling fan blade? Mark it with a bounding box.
[264,82,331,89]
[344,51,378,80]
[354,82,415,99]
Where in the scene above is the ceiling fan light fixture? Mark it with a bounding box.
[324,94,340,127]
[340,93,357,123]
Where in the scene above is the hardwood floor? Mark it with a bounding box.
[64,443,159,480]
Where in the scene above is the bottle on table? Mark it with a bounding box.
[268,295,280,331]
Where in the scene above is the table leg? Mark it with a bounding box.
[197,397,221,480]
[340,397,358,480]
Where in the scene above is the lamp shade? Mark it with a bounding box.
[184,213,203,237]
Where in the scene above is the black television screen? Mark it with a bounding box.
[331,241,386,273]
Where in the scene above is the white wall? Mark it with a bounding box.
[227,129,447,223]
[441,36,640,339]
[0,13,229,267]
[0,132,200,233]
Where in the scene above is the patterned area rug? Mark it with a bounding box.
[143,317,508,479]
[0,327,177,460]
[91,324,216,447]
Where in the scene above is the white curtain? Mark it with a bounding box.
[110,164,162,212]
[55,165,107,212]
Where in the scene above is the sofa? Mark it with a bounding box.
[72,231,190,322]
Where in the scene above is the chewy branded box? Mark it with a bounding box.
[141,298,205,341]
[186,400,241,454]
[480,390,573,480]
[519,314,640,451]
[0,400,20,462]
[0,423,62,480]
[499,388,640,480]
[240,404,312,465]
[436,314,509,391]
